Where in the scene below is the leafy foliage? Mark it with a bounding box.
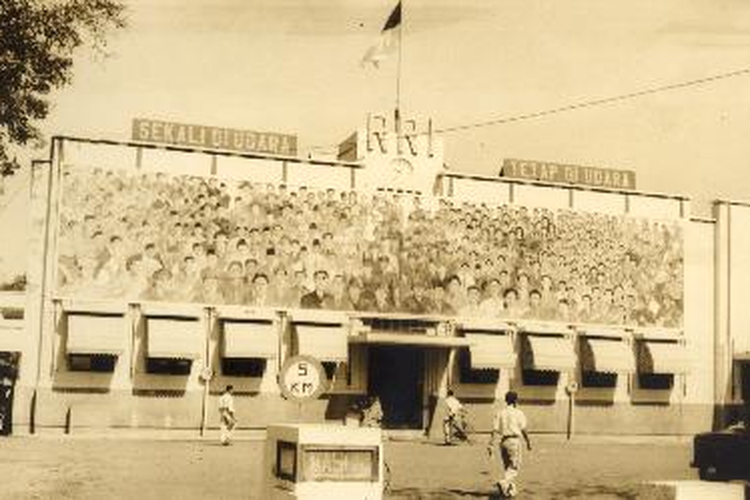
[0,0,126,176]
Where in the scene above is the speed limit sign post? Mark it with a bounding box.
[279,355,328,398]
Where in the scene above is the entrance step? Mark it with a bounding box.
[383,429,427,441]
[644,480,747,499]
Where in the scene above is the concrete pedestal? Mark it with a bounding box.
[646,481,746,500]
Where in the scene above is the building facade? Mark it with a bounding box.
[0,116,747,436]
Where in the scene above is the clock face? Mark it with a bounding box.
[391,156,414,175]
[388,156,415,186]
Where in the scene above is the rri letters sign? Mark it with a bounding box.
[132,118,297,156]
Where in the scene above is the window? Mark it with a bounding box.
[68,354,117,373]
[521,369,559,386]
[146,358,192,375]
[458,349,499,385]
[276,441,297,481]
[0,307,24,320]
[221,358,266,378]
[581,371,618,388]
[638,373,674,390]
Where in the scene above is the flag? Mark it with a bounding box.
[361,1,402,68]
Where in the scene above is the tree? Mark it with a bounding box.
[0,0,127,177]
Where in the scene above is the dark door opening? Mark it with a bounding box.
[740,362,750,403]
[368,346,424,429]
[0,352,19,436]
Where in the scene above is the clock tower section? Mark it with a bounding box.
[337,113,445,195]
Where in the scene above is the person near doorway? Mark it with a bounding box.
[0,375,12,436]
[360,395,383,428]
[218,385,236,446]
[489,391,532,497]
[442,389,468,444]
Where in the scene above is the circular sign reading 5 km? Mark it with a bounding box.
[279,355,328,402]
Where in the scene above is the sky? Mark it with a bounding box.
[2,0,750,276]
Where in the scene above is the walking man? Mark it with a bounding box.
[219,384,236,446]
[490,391,532,497]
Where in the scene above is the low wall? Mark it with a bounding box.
[436,400,712,436]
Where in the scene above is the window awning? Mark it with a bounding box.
[458,318,514,333]
[349,331,472,348]
[67,314,127,356]
[520,322,572,336]
[578,327,627,339]
[147,318,203,359]
[637,341,690,374]
[222,321,277,359]
[522,334,576,371]
[296,325,348,362]
[466,333,515,369]
[580,338,635,373]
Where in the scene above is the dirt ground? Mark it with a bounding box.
[0,434,696,499]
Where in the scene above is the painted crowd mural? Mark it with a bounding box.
[55,165,684,327]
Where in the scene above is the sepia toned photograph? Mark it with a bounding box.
[1,1,750,498]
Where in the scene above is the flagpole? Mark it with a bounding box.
[395,0,403,155]
[396,0,403,112]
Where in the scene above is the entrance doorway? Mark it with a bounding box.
[0,352,19,436]
[740,362,750,403]
[367,346,424,429]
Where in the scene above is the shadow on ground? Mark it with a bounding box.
[387,484,674,499]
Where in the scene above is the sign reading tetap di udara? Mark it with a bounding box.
[132,118,297,156]
[501,158,636,190]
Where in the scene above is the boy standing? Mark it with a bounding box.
[218,385,236,446]
[490,391,532,497]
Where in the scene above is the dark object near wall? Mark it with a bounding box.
[0,352,19,436]
[692,423,750,481]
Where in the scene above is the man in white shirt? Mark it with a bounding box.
[218,385,236,446]
[490,391,532,497]
[442,389,467,445]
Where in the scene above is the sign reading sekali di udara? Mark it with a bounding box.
[501,158,636,190]
[132,118,298,156]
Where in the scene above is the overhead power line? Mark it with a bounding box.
[434,67,750,135]
[306,66,750,152]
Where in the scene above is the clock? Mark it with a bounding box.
[390,156,415,175]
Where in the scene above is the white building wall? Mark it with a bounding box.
[216,157,283,184]
[139,148,212,176]
[286,163,352,191]
[627,194,683,220]
[714,202,750,410]
[15,137,721,435]
[59,141,138,172]
[571,190,627,215]
[683,219,715,405]
[512,184,570,209]
[715,203,732,404]
[450,177,511,205]
[727,204,750,357]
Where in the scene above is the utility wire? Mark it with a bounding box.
[305,66,750,152]
[435,67,750,135]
